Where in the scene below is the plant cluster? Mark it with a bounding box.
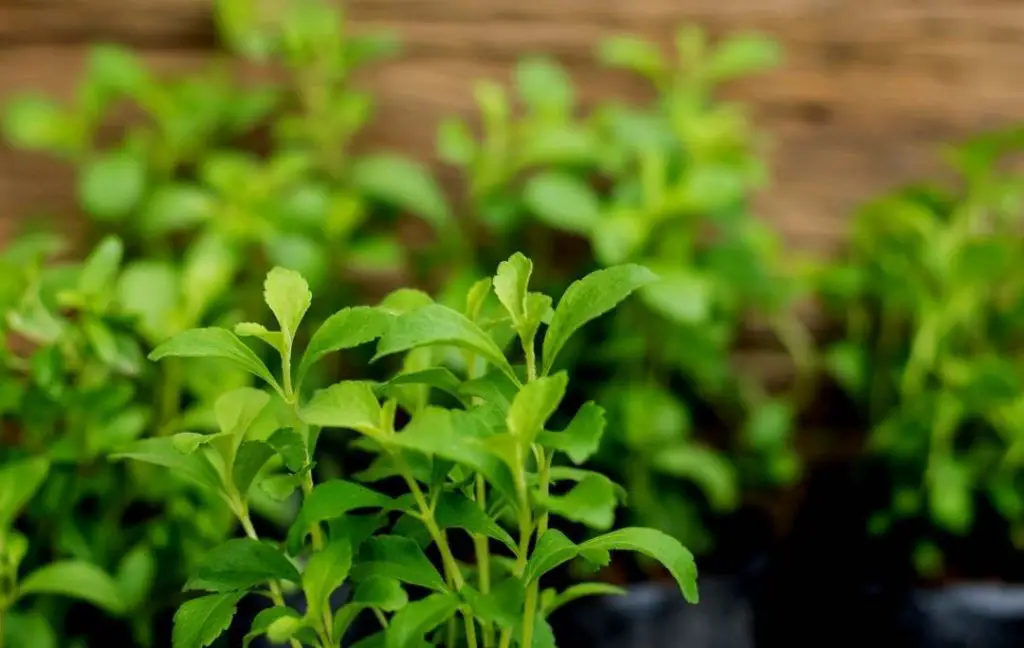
[818,127,1024,575]
[115,257,698,648]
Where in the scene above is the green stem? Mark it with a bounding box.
[520,583,539,648]
[372,608,389,629]
[158,357,182,433]
[239,511,302,648]
[464,611,479,648]
[0,604,6,648]
[474,476,495,648]
[397,458,465,590]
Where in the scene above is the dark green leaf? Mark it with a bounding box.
[353,577,408,612]
[298,306,391,384]
[266,428,307,472]
[380,367,468,406]
[542,265,657,374]
[434,491,517,552]
[352,536,447,591]
[287,480,394,554]
[186,538,300,592]
[303,539,353,622]
[232,441,276,497]
[384,592,459,648]
[0,456,49,530]
[18,561,126,614]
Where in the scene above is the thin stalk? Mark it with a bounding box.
[464,612,480,648]
[372,608,389,629]
[0,605,6,648]
[239,511,302,648]
[397,457,465,590]
[475,476,494,648]
[158,357,182,433]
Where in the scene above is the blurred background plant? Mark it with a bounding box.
[817,126,1024,579]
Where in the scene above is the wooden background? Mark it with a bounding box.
[3,0,1024,252]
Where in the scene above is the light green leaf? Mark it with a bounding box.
[352,154,451,230]
[243,607,303,648]
[434,492,517,552]
[515,57,573,113]
[110,438,222,494]
[707,34,781,82]
[379,367,468,406]
[541,472,621,530]
[87,44,148,95]
[493,253,532,326]
[353,577,408,612]
[301,381,382,435]
[507,372,567,446]
[287,480,394,554]
[638,267,711,324]
[542,582,626,616]
[597,35,665,81]
[215,387,271,438]
[141,184,215,236]
[77,236,123,297]
[186,538,300,592]
[117,260,179,342]
[234,322,284,351]
[0,456,49,530]
[378,289,434,315]
[172,592,245,648]
[232,441,277,497]
[298,306,391,384]
[375,304,517,383]
[352,536,447,591]
[523,172,601,235]
[171,432,223,455]
[115,545,156,612]
[303,539,353,622]
[18,561,126,614]
[525,528,698,603]
[930,455,973,534]
[436,117,476,167]
[263,267,311,344]
[181,232,239,323]
[385,592,459,648]
[3,94,72,151]
[79,150,146,221]
[266,428,307,472]
[743,401,793,453]
[541,264,658,374]
[651,445,738,512]
[537,401,605,464]
[149,328,280,393]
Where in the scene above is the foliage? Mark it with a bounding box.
[119,258,698,648]
[816,126,1024,575]
[438,27,811,554]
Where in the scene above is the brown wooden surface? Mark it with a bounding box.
[4,0,1024,247]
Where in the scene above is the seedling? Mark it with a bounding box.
[117,254,698,648]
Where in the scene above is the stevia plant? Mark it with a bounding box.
[438,27,814,555]
[817,126,1024,576]
[115,254,698,648]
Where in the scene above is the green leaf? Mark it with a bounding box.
[541,472,620,530]
[3,94,72,151]
[930,456,973,534]
[378,289,434,315]
[541,265,658,374]
[515,57,573,113]
[507,372,568,446]
[232,441,276,497]
[824,342,867,396]
[542,582,626,616]
[186,538,300,592]
[525,528,698,603]
[235,322,284,351]
[375,304,517,383]
[707,34,781,82]
[434,492,517,552]
[115,545,156,612]
[267,428,307,472]
[79,150,147,221]
[743,401,793,452]
[493,253,533,327]
[651,445,738,512]
[380,368,468,406]
[303,539,353,623]
[352,536,447,591]
[172,592,245,648]
[597,35,665,81]
[638,267,711,324]
[436,117,476,167]
[385,592,459,648]
[263,266,311,344]
[287,480,394,554]
[523,172,601,235]
[77,236,123,297]
[352,154,451,230]
[537,401,605,464]
[353,577,408,612]
[0,456,49,530]
[110,437,223,494]
[87,44,148,95]
[215,387,271,438]
[243,608,303,648]
[301,381,382,435]
[18,561,126,615]
[150,328,281,393]
[117,260,179,342]
[298,306,391,384]
[141,184,215,236]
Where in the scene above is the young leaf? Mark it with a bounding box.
[597,35,666,81]
[149,328,281,393]
[303,539,353,623]
[542,582,626,616]
[526,528,698,602]
[172,592,246,648]
[384,592,460,648]
[287,480,394,554]
[434,491,518,552]
[541,472,621,530]
[186,539,301,592]
[351,154,452,230]
[523,172,601,235]
[507,372,568,446]
[353,577,409,611]
[493,253,533,326]
[515,57,573,113]
[301,381,382,435]
[232,441,277,497]
[263,266,312,343]
[536,401,606,464]
[541,264,658,374]
[707,33,781,82]
[17,561,126,615]
[79,149,146,221]
[376,304,518,383]
[0,455,49,529]
[235,322,284,351]
[297,306,390,384]
[351,536,447,591]
[243,607,304,648]
[215,387,271,437]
